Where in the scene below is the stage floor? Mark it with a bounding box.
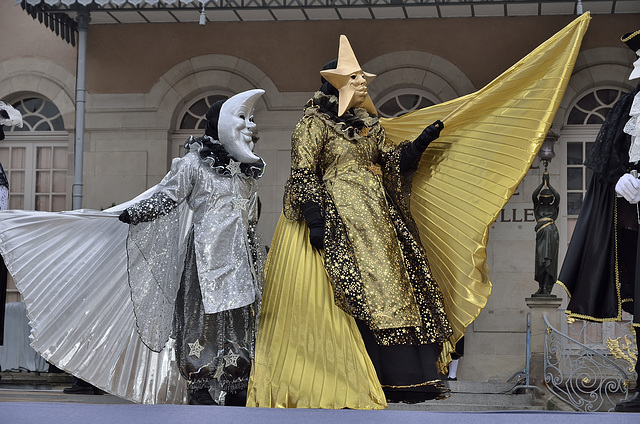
[0,389,637,424]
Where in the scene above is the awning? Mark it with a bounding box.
[15,0,640,44]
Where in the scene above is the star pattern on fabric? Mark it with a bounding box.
[223,350,240,367]
[226,159,242,176]
[231,198,249,212]
[213,362,225,381]
[187,339,205,358]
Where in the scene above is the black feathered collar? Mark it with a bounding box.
[184,136,265,179]
[305,91,379,141]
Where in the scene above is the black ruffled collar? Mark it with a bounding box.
[184,136,265,179]
[305,91,378,140]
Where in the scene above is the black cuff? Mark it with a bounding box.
[301,201,323,228]
[400,143,422,172]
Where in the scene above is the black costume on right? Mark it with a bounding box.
[557,82,640,383]
[558,83,640,326]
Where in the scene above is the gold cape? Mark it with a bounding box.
[247,13,590,409]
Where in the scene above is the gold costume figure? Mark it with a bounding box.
[285,97,451,343]
[248,15,590,409]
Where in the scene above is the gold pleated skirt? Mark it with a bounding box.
[246,213,387,409]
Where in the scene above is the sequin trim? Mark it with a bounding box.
[127,192,177,225]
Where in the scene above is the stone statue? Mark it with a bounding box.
[532,171,559,297]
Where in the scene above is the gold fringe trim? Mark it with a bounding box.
[555,279,572,298]
[558,195,633,325]
[380,378,447,390]
[621,29,640,43]
[564,309,625,323]
[381,379,451,400]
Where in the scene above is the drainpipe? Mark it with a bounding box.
[72,10,90,210]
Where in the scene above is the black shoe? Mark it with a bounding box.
[63,384,96,395]
[63,379,103,395]
[615,391,640,412]
[225,389,247,407]
[189,388,216,405]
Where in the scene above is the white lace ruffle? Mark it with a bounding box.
[0,186,8,210]
[626,92,640,163]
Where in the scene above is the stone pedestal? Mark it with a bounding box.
[525,296,562,389]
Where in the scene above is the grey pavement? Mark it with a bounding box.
[0,388,133,404]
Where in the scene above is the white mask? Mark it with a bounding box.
[218,89,265,163]
[630,50,640,81]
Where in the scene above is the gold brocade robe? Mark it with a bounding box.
[283,96,452,346]
[247,96,451,409]
[294,111,420,329]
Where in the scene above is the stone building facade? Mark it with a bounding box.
[1,0,639,382]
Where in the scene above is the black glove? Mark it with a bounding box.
[301,201,324,249]
[118,210,131,224]
[413,120,443,153]
[400,120,444,172]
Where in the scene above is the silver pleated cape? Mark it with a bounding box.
[0,145,265,404]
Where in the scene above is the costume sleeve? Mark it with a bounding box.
[283,115,327,220]
[378,125,415,178]
[126,155,196,225]
[376,128,421,238]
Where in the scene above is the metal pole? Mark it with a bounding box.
[526,312,531,386]
[510,312,542,395]
[72,10,90,210]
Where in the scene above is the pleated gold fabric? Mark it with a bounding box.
[380,13,591,355]
[246,214,387,409]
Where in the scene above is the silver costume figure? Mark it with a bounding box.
[0,89,266,406]
[121,89,266,405]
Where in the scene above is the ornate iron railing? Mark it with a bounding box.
[543,313,634,412]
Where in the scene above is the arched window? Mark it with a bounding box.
[563,87,629,217]
[170,93,230,160]
[375,89,438,118]
[179,94,229,130]
[0,96,68,211]
[566,87,625,125]
[9,97,65,132]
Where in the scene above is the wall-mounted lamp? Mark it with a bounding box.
[539,131,559,172]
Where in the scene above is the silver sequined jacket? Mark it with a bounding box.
[124,140,266,351]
